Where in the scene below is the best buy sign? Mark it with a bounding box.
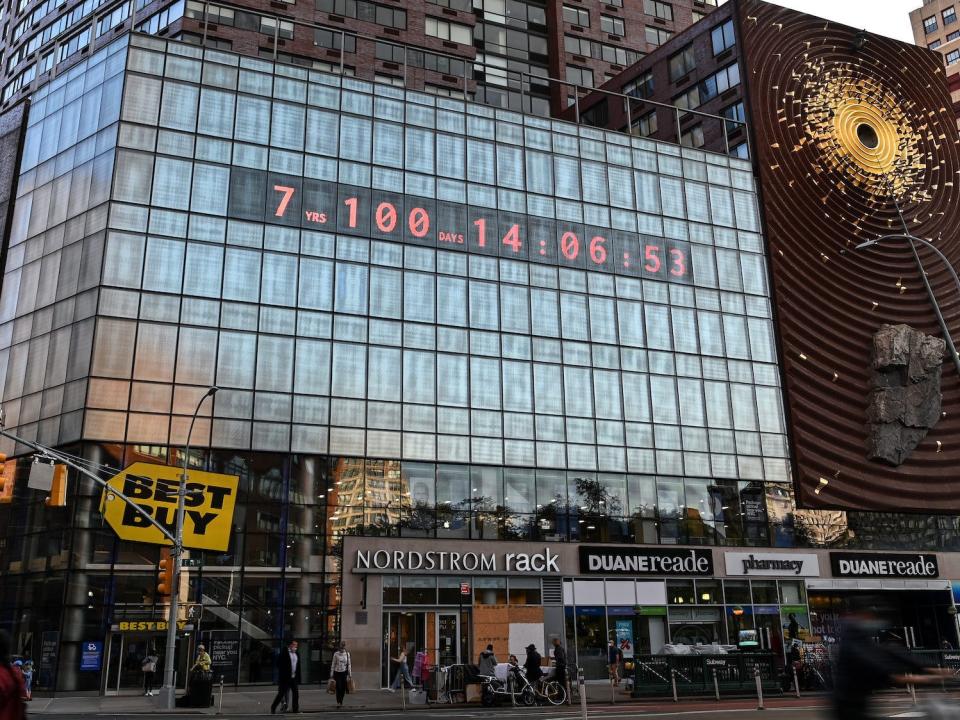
[100,463,239,551]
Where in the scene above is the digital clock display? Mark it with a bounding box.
[228,169,694,283]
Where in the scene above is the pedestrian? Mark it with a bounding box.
[477,644,497,676]
[551,638,567,689]
[523,644,542,687]
[607,639,622,686]
[787,613,800,641]
[19,661,31,702]
[331,641,352,708]
[0,630,27,720]
[141,649,159,697]
[177,644,212,708]
[388,644,414,692]
[271,639,301,714]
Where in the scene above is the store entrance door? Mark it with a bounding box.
[104,632,186,694]
[382,612,426,688]
[437,613,460,667]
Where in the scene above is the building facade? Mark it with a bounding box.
[910,0,960,119]
[2,0,960,697]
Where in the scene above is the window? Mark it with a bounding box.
[669,44,695,81]
[563,4,590,27]
[948,30,960,41]
[698,62,740,101]
[931,39,943,49]
[673,85,699,110]
[425,17,472,44]
[260,16,294,39]
[631,110,657,137]
[606,0,623,6]
[644,0,673,22]
[566,65,593,88]
[317,0,406,28]
[427,0,471,10]
[374,73,404,87]
[924,15,938,34]
[564,35,640,65]
[729,142,749,159]
[681,124,704,148]
[948,48,960,64]
[722,101,745,132]
[623,70,653,98]
[601,14,624,36]
[645,26,671,47]
[315,27,356,52]
[945,6,957,26]
[711,19,735,55]
[692,10,705,23]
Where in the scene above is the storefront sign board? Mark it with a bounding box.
[830,552,939,578]
[724,552,820,577]
[579,546,713,576]
[353,547,560,574]
[80,641,102,672]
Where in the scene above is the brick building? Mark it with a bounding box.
[909,0,960,119]
[0,0,721,115]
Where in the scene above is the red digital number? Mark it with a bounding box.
[408,207,430,238]
[502,224,521,253]
[274,185,295,217]
[343,196,358,228]
[473,218,487,247]
[376,202,397,232]
[669,248,686,277]
[561,231,580,260]
[644,244,662,273]
[589,236,607,265]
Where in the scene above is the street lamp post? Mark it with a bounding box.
[162,386,218,710]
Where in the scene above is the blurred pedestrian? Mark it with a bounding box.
[0,630,27,720]
[141,649,158,697]
[552,638,567,689]
[607,639,622,686]
[271,639,301,714]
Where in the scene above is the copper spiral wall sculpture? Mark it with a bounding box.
[738,0,960,511]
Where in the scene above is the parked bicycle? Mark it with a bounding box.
[480,663,566,706]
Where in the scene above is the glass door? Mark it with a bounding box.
[437,613,460,667]
[381,612,426,688]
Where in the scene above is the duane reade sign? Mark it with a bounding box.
[579,546,713,576]
[830,552,940,578]
[725,552,821,577]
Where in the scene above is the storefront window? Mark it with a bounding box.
[383,575,400,604]
[696,579,723,604]
[751,580,778,604]
[508,577,541,605]
[438,577,467,605]
[627,475,658,544]
[723,579,751,605]
[575,606,607,677]
[779,580,806,605]
[474,577,506,605]
[667,580,696,605]
[401,576,437,604]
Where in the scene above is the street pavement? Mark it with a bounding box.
[20,684,959,719]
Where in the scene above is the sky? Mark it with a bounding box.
[759,0,919,43]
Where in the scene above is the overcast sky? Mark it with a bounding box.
[760,1,919,43]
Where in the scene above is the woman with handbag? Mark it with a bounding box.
[178,645,213,708]
[330,641,352,708]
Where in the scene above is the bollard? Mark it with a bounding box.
[401,679,406,711]
[609,669,616,705]
[754,666,764,711]
[712,669,719,702]
[510,672,516,707]
[792,665,800,699]
[671,669,678,703]
[577,668,587,720]
[217,675,224,714]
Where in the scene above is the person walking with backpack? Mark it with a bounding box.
[142,649,159,697]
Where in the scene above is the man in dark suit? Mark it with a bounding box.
[271,639,302,714]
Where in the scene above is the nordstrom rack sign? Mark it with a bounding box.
[353,547,561,574]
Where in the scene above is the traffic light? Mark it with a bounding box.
[0,455,14,504]
[157,549,174,596]
[45,464,68,507]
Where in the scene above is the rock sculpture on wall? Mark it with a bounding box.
[866,324,944,466]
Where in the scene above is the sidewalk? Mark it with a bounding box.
[24,681,752,715]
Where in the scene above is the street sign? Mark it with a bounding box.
[100,462,239,552]
[460,582,470,595]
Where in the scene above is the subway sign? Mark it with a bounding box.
[100,463,239,552]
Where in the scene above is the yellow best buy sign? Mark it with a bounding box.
[101,463,239,551]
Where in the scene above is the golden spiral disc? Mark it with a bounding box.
[832,100,900,175]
